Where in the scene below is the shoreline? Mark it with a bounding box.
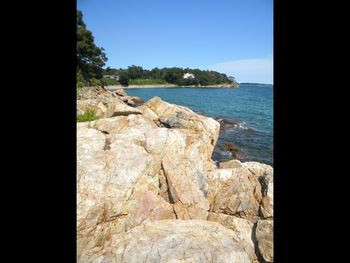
[104,83,239,89]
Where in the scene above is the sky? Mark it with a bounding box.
[77,0,273,84]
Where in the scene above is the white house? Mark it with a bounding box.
[103,75,119,80]
[183,73,195,79]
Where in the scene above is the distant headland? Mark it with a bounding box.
[239,83,273,87]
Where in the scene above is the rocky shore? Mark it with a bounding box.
[77,86,273,262]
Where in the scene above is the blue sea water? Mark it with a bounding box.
[125,86,273,166]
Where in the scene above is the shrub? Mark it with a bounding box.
[101,77,119,86]
[77,68,88,88]
[128,78,169,85]
[90,78,102,86]
[119,74,129,86]
[77,108,97,122]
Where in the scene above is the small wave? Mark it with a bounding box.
[212,148,233,162]
[235,122,248,130]
[222,122,249,132]
[220,150,233,158]
[215,117,250,131]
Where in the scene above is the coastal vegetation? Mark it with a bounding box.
[76,108,97,122]
[103,66,236,87]
[128,78,169,85]
[77,10,237,88]
[77,10,107,88]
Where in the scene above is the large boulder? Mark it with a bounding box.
[207,213,258,262]
[77,120,166,262]
[208,167,262,222]
[242,162,274,218]
[138,97,221,220]
[219,159,243,169]
[255,220,274,262]
[77,98,141,118]
[140,96,220,171]
[120,95,144,107]
[208,162,273,222]
[77,86,142,119]
[115,88,127,97]
[95,220,251,263]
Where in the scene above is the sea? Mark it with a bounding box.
[124,85,273,166]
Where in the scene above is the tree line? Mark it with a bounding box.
[77,10,236,87]
[103,66,236,87]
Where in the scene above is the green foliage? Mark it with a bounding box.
[77,10,107,84]
[176,77,199,86]
[127,65,144,79]
[101,77,120,86]
[118,73,129,86]
[90,78,101,86]
[77,68,87,88]
[77,108,97,122]
[163,68,183,84]
[128,78,169,85]
[101,66,235,86]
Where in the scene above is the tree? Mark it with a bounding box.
[150,67,161,79]
[77,10,107,84]
[163,67,183,84]
[119,72,129,86]
[127,65,144,79]
[105,67,112,75]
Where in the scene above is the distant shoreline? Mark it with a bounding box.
[106,84,177,89]
[105,83,239,89]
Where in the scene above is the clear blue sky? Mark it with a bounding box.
[77,0,273,84]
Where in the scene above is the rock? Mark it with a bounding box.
[77,98,142,119]
[77,122,163,262]
[139,97,220,219]
[115,88,127,97]
[208,162,274,222]
[137,104,160,121]
[160,129,210,219]
[242,162,274,218]
[77,87,142,119]
[77,99,107,118]
[110,100,142,116]
[214,117,242,131]
[97,220,251,263]
[219,159,243,169]
[120,95,144,107]
[141,96,220,161]
[255,220,273,262]
[222,143,244,160]
[241,161,273,178]
[159,116,188,129]
[77,98,223,260]
[207,213,258,262]
[260,173,273,218]
[77,86,107,100]
[132,96,143,105]
[123,191,176,231]
[129,96,144,107]
[208,167,262,222]
[77,92,274,262]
